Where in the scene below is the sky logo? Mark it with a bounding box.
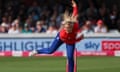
[84,41,100,51]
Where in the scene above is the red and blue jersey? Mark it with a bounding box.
[59,6,83,44]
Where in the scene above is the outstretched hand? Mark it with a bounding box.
[72,0,76,7]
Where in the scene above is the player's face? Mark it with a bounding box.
[64,22,73,33]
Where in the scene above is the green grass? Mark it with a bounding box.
[0,56,120,72]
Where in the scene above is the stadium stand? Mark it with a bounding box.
[0,0,120,33]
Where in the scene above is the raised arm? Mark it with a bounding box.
[72,0,78,17]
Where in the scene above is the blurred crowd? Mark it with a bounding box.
[0,0,120,34]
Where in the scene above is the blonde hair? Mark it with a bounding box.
[63,11,77,24]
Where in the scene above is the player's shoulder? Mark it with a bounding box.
[73,22,79,29]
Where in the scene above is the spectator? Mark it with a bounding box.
[94,20,108,33]
[0,22,8,28]
[1,16,8,25]
[38,20,47,29]
[82,20,94,34]
[24,18,33,27]
[8,15,13,25]
[21,24,32,33]
[56,14,63,28]
[13,19,20,29]
[85,1,98,21]
[98,3,110,29]
[27,1,41,16]
[25,16,35,32]
[31,11,39,22]
[109,4,119,29]
[8,23,20,34]
[35,21,46,33]
[46,24,58,34]
[0,0,119,34]
[0,23,8,33]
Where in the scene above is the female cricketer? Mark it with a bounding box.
[30,0,84,72]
